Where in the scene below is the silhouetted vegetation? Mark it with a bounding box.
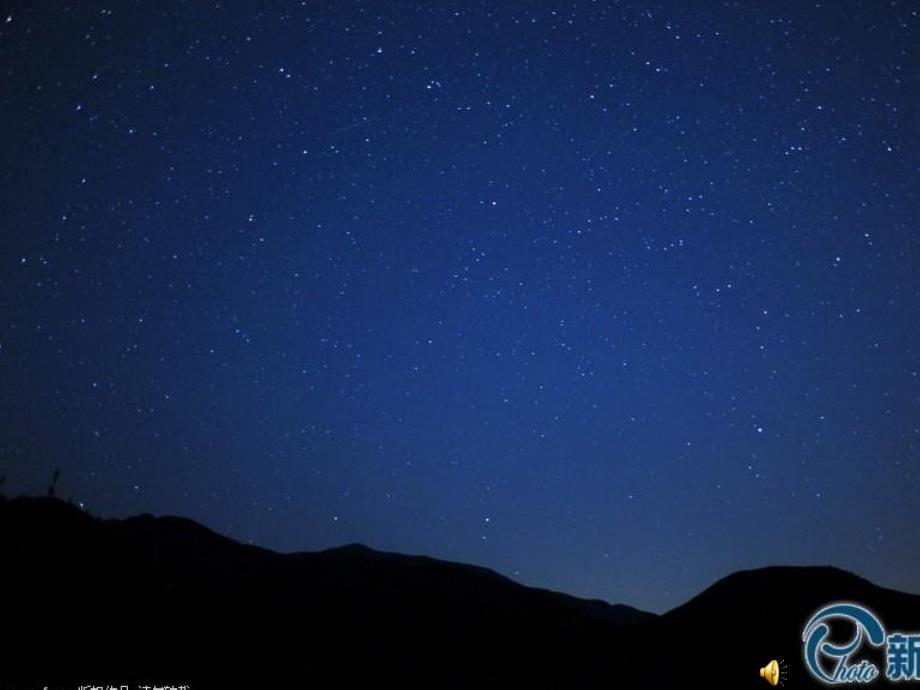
[47,467,60,497]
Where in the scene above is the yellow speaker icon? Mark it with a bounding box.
[760,659,780,686]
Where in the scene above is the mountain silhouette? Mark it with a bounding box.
[3,495,919,688]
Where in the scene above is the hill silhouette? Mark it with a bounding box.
[2,495,919,688]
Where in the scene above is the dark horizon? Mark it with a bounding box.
[7,490,920,615]
[5,476,920,617]
[2,1,919,616]
[10,492,920,687]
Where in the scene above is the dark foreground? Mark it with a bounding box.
[2,496,919,688]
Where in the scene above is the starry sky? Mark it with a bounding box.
[2,1,919,613]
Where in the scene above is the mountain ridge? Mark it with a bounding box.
[3,495,919,687]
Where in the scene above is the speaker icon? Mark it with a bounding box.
[760,659,787,686]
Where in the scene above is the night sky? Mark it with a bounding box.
[2,1,919,613]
